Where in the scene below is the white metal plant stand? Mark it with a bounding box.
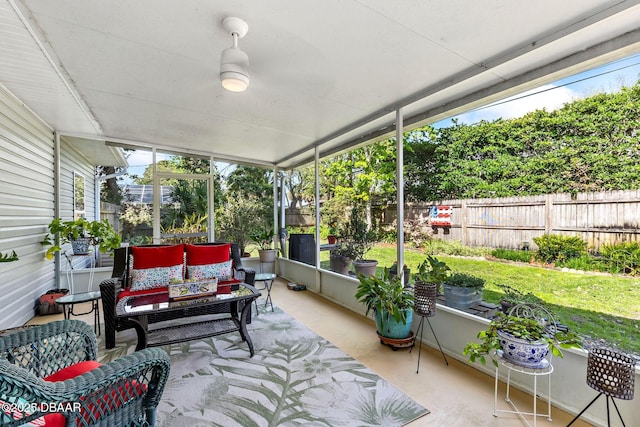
[493,350,554,427]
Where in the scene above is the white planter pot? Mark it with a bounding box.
[258,249,277,263]
[497,329,550,368]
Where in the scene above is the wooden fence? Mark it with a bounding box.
[375,190,640,251]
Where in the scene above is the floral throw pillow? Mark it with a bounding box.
[187,260,232,281]
[131,264,183,291]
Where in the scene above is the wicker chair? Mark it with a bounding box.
[100,242,255,349]
[0,320,170,426]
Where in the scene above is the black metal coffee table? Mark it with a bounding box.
[115,284,260,356]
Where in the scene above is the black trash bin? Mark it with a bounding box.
[289,234,315,266]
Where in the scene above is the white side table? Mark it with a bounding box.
[493,351,554,427]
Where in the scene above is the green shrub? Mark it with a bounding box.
[600,242,640,275]
[533,234,587,264]
[557,254,610,273]
[491,248,533,263]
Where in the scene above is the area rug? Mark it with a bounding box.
[98,305,429,426]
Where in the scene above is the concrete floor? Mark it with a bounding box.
[29,279,593,426]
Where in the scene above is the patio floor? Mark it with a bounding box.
[28,278,592,426]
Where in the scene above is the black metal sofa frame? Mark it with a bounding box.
[100,242,255,349]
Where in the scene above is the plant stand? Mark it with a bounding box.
[412,281,448,372]
[567,347,635,427]
[493,351,553,427]
[377,331,414,351]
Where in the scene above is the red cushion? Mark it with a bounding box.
[131,244,184,269]
[185,243,230,265]
[42,361,146,425]
[39,361,103,427]
[44,361,103,382]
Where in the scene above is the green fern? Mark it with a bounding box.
[0,250,18,262]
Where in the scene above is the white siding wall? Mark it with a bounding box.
[0,85,56,328]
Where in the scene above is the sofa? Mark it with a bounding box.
[0,319,170,426]
[100,242,255,349]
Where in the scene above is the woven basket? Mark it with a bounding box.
[414,281,438,317]
[586,347,635,400]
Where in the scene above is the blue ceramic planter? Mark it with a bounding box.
[375,308,413,339]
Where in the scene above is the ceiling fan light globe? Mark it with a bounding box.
[221,71,249,92]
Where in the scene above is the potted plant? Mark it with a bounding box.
[355,268,414,341]
[42,218,121,259]
[351,239,377,277]
[414,256,450,290]
[442,272,485,310]
[251,228,278,263]
[330,240,359,275]
[463,309,582,368]
[389,261,411,284]
[341,205,378,277]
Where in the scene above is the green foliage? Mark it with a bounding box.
[599,242,640,275]
[216,194,268,254]
[533,234,587,263]
[331,240,361,260]
[251,228,275,250]
[355,268,414,330]
[0,250,18,262]
[463,311,582,366]
[119,204,152,243]
[162,213,208,244]
[403,81,640,201]
[42,218,121,259]
[337,204,376,260]
[226,165,272,199]
[491,248,534,263]
[414,256,450,284]
[446,272,485,289]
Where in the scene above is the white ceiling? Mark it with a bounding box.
[2,0,640,168]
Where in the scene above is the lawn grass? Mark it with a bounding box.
[324,244,640,356]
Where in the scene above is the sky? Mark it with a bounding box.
[122,53,640,178]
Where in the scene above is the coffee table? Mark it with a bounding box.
[115,283,260,356]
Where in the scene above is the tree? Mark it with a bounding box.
[320,140,398,231]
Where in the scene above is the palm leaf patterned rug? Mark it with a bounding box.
[98,305,429,426]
